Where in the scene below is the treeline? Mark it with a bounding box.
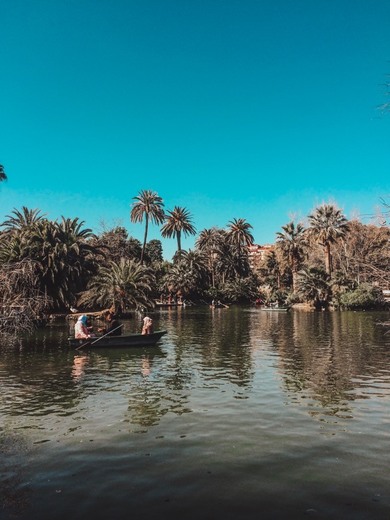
[0,195,389,327]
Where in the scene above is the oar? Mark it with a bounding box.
[75,324,123,350]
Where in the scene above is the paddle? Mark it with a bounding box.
[75,324,123,350]
[216,301,229,308]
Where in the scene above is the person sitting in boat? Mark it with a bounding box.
[99,311,122,336]
[74,314,92,339]
[142,316,153,335]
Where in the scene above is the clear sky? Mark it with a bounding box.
[1,0,389,259]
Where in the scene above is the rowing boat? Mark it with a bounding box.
[68,330,167,348]
[258,307,290,312]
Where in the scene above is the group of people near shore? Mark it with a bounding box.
[74,311,153,339]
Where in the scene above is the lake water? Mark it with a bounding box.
[1,307,390,520]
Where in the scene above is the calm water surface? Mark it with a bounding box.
[1,307,390,520]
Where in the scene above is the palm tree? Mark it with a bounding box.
[161,206,196,258]
[196,227,225,287]
[196,227,225,252]
[0,164,7,182]
[0,233,27,263]
[308,204,349,276]
[2,207,45,232]
[30,217,102,309]
[0,215,102,310]
[258,250,283,291]
[226,218,254,254]
[225,218,254,280]
[144,239,164,264]
[78,258,155,312]
[160,261,197,298]
[179,249,208,288]
[130,190,165,264]
[276,221,306,292]
[297,266,330,308]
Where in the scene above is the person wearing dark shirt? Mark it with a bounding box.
[99,311,122,336]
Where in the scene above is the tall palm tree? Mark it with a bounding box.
[179,249,208,287]
[226,218,254,278]
[130,190,165,265]
[196,227,224,252]
[263,250,282,291]
[226,218,254,252]
[0,164,7,182]
[161,206,196,258]
[196,227,226,287]
[276,221,306,292]
[308,204,349,276]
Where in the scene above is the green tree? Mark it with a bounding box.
[276,221,306,292]
[226,218,254,254]
[161,206,196,258]
[145,239,164,264]
[255,249,285,300]
[130,190,165,264]
[339,283,385,310]
[2,207,45,232]
[196,227,225,287]
[308,204,349,276]
[160,261,197,298]
[297,266,330,308]
[159,249,208,299]
[78,258,155,312]
[0,214,102,310]
[332,220,390,286]
[31,217,101,309]
[220,275,259,303]
[94,226,129,263]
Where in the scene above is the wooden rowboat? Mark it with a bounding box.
[154,300,184,307]
[258,306,290,312]
[68,330,167,349]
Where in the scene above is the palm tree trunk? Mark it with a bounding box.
[292,269,297,293]
[324,243,331,276]
[176,231,182,256]
[141,216,149,265]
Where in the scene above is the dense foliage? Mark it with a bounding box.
[0,194,388,327]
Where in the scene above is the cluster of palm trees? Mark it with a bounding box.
[270,204,389,309]
[0,183,388,319]
[130,190,197,263]
[0,208,103,309]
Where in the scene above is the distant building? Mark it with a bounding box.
[248,244,274,270]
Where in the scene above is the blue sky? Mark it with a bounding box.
[1,0,389,259]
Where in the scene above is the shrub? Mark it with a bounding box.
[339,283,385,310]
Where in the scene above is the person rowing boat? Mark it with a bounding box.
[98,310,122,336]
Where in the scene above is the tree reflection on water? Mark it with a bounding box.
[248,309,390,418]
[1,308,390,519]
